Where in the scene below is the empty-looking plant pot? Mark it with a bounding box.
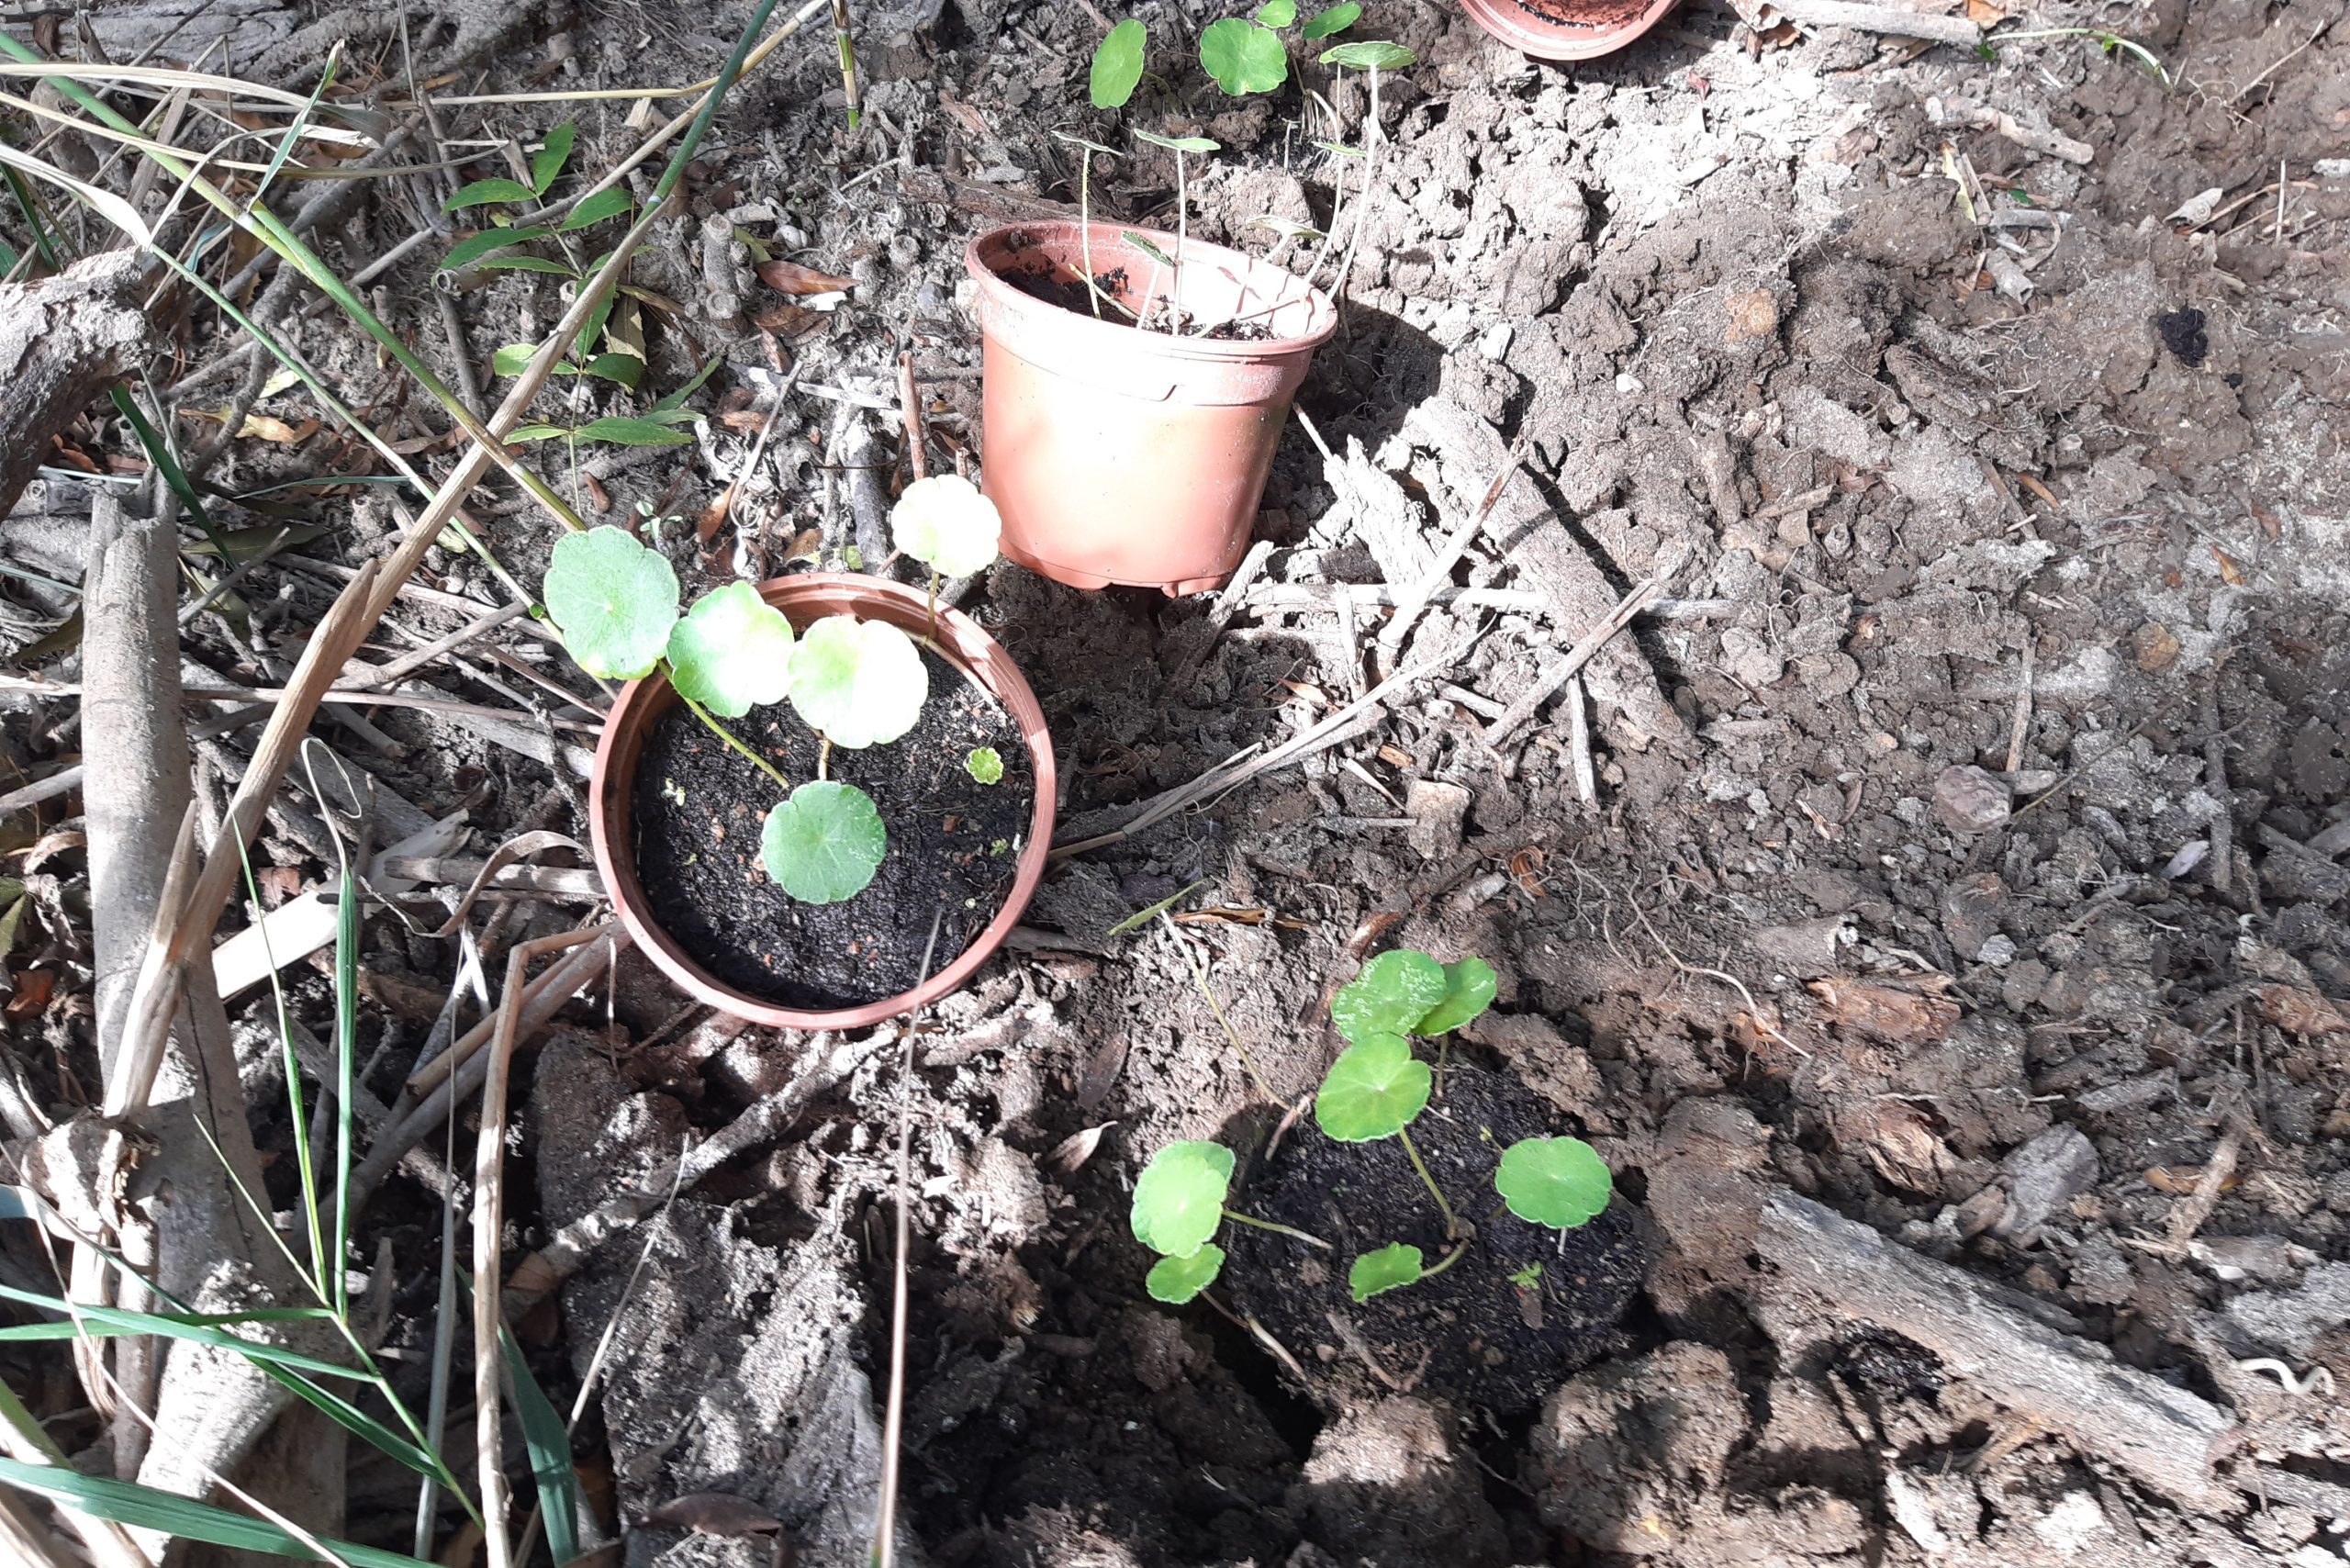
[965,221,1337,596]
[1455,0,1682,60]
[587,573,1057,1031]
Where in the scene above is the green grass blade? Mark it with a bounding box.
[0,1454,437,1568]
[231,835,328,1296]
[251,1361,450,1485]
[498,1327,580,1565]
[330,828,357,1319]
[107,384,229,558]
[0,1287,365,1381]
[2,162,58,268]
[247,51,338,217]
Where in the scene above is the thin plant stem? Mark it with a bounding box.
[1158,911,1288,1109]
[1172,149,1187,320]
[1080,152,1100,318]
[678,690,789,793]
[818,736,833,782]
[1418,1238,1471,1282]
[831,0,861,129]
[1221,1209,1332,1249]
[1396,1128,1460,1239]
[1326,65,1385,305]
[872,912,946,1568]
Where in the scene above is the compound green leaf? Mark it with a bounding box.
[1348,1242,1424,1302]
[490,342,537,376]
[1199,17,1288,94]
[557,186,634,230]
[1090,17,1147,109]
[442,226,549,274]
[442,176,537,212]
[1314,1034,1430,1142]
[787,615,927,749]
[543,525,678,680]
[1494,1137,1612,1229]
[1257,0,1297,25]
[531,121,575,195]
[1319,39,1416,71]
[891,474,1002,578]
[1416,956,1497,1036]
[474,254,576,275]
[1146,1242,1225,1304]
[1331,948,1448,1044]
[966,746,1004,785]
[1302,3,1360,39]
[666,581,796,718]
[569,415,691,447]
[1130,1140,1234,1257]
[760,781,885,903]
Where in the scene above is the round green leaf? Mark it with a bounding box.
[965,746,1004,785]
[1090,17,1147,109]
[1494,1137,1613,1230]
[1146,1242,1225,1304]
[1314,1035,1430,1142]
[1257,0,1297,25]
[1348,1242,1424,1303]
[666,582,796,718]
[1130,1140,1234,1257]
[1319,39,1416,71]
[1200,17,1289,95]
[891,475,1002,578]
[1302,3,1360,39]
[786,615,928,750]
[1416,957,1497,1036]
[1331,949,1448,1045]
[543,526,679,680]
[760,781,886,903]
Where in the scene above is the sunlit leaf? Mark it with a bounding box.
[1147,1243,1225,1304]
[1319,39,1416,71]
[786,615,927,749]
[1090,17,1147,109]
[666,581,795,718]
[442,226,550,274]
[1130,1140,1233,1257]
[556,186,633,230]
[1330,949,1447,1044]
[543,525,679,680]
[1314,1034,1430,1142]
[1303,3,1360,39]
[1199,17,1289,94]
[1494,1137,1612,1229]
[1416,957,1497,1036]
[891,474,1002,578]
[1348,1241,1423,1302]
[442,176,538,212]
[530,122,575,195]
[760,781,885,903]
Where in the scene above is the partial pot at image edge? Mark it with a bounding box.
[587,572,1058,1031]
[965,221,1337,597]
[1454,0,1682,61]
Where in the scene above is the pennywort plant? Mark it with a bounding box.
[1133,950,1616,1313]
[1089,4,1368,107]
[544,475,1003,903]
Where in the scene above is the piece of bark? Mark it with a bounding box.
[0,252,154,524]
[1756,1190,2236,1508]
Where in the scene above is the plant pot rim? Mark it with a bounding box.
[964,220,1338,363]
[1453,0,1682,61]
[586,571,1057,1032]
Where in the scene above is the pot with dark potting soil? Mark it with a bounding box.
[1456,0,1682,61]
[1127,950,1646,1414]
[567,480,1056,1030]
[965,220,1338,596]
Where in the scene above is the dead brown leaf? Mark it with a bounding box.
[1346,912,1402,959]
[751,300,824,339]
[2258,983,2350,1036]
[2210,545,2245,587]
[1046,1122,1115,1174]
[640,1493,783,1537]
[1173,906,1269,926]
[1807,976,1960,1044]
[755,258,856,295]
[1724,289,1779,343]
[2132,622,2181,673]
[2146,1164,2243,1195]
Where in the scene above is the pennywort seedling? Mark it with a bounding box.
[966,746,1004,785]
[1131,1139,1329,1303]
[543,476,1005,904]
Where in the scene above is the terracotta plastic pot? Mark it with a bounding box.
[587,573,1057,1031]
[966,221,1337,596]
[1455,0,1682,60]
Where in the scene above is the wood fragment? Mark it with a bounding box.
[1757,1190,2236,1507]
[1769,0,1981,45]
[1487,547,1688,745]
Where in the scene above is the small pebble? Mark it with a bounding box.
[1933,764,2012,835]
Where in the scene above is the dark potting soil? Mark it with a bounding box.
[629,644,1033,1010]
[1004,263,1278,342]
[1224,1066,1644,1415]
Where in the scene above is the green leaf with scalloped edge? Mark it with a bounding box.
[1319,39,1416,71]
[1331,949,1448,1044]
[1348,1242,1424,1302]
[786,615,928,749]
[1494,1137,1613,1229]
[1416,957,1497,1036]
[666,581,796,718]
[966,746,1004,785]
[1130,1140,1233,1257]
[761,781,885,903]
[1199,17,1288,94]
[1314,1034,1429,1142]
[1302,3,1360,39]
[1146,1242,1225,1304]
[543,525,678,680]
[1090,17,1147,109]
[892,474,1002,578]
